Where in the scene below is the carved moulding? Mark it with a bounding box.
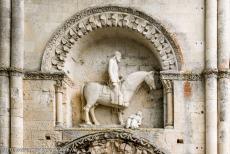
[160,71,202,81]
[56,131,166,154]
[24,71,75,87]
[41,6,182,72]
[218,69,230,79]
[0,66,24,77]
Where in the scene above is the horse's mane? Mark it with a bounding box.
[121,71,149,90]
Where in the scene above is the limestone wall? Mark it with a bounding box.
[22,0,206,153]
[23,80,61,148]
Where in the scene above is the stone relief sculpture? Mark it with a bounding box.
[125,111,143,129]
[108,51,123,105]
[57,131,166,154]
[81,52,157,126]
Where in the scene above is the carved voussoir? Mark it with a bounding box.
[41,6,181,72]
[57,131,166,154]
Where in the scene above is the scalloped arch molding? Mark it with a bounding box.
[41,6,183,72]
[57,131,166,154]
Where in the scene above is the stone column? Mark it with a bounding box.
[10,0,24,150]
[162,79,174,128]
[0,0,11,153]
[55,81,63,127]
[205,0,218,153]
[217,0,230,153]
[204,71,218,154]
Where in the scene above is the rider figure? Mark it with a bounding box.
[108,51,123,105]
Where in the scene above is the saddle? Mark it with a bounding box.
[102,85,124,106]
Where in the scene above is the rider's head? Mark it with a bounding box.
[114,51,121,62]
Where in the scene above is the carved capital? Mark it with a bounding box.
[55,80,64,93]
[24,71,75,87]
[161,79,173,93]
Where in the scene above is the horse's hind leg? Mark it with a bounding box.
[83,104,92,125]
[89,106,100,125]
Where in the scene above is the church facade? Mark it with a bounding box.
[0,0,229,153]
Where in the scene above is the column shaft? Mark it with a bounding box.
[166,92,173,127]
[10,75,23,147]
[218,0,230,153]
[205,0,218,153]
[55,84,63,127]
[0,0,11,152]
[162,79,173,128]
[10,0,24,150]
[205,75,217,154]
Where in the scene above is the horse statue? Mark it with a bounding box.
[81,71,157,125]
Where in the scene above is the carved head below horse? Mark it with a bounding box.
[81,71,157,125]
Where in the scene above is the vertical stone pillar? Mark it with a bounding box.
[0,0,11,153]
[162,79,174,128]
[10,0,24,150]
[204,70,218,154]
[218,0,230,153]
[205,0,218,153]
[55,81,63,127]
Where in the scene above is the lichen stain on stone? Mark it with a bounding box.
[184,81,192,97]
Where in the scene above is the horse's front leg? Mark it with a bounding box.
[83,105,92,125]
[118,110,124,126]
[89,106,100,125]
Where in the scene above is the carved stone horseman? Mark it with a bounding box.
[81,52,157,126]
[108,51,123,105]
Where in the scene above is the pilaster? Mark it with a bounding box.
[10,0,24,151]
[217,0,230,153]
[0,0,11,153]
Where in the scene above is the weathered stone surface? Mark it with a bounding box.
[1,0,230,153]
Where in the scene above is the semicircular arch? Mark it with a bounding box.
[41,6,183,72]
[57,131,166,154]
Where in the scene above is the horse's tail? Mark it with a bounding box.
[80,84,86,121]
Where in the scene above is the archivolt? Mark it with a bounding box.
[56,131,166,154]
[41,6,182,72]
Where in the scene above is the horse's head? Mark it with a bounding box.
[144,71,156,90]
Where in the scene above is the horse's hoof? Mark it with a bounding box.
[86,122,92,125]
[94,122,100,126]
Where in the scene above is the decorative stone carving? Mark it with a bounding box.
[23,71,75,87]
[125,111,143,129]
[161,79,173,93]
[203,69,218,79]
[161,79,174,127]
[218,69,230,79]
[108,51,123,105]
[41,6,182,72]
[81,71,156,126]
[160,71,203,81]
[57,131,166,154]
